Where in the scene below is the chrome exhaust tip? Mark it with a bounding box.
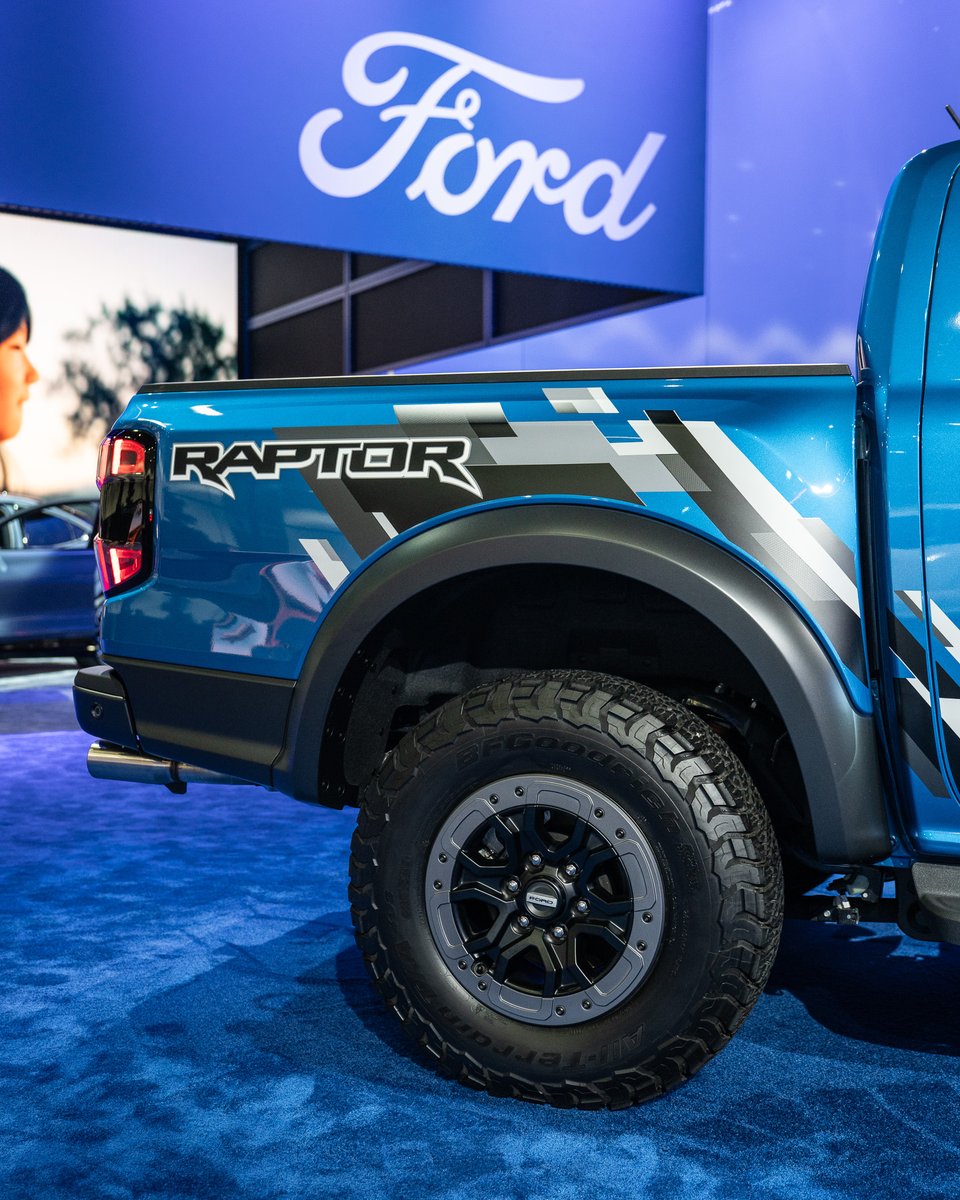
[87,743,250,790]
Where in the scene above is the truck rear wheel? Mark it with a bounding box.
[348,671,783,1108]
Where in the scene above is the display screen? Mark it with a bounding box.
[0,212,237,499]
[0,2,706,295]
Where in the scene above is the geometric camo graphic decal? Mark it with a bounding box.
[279,385,866,681]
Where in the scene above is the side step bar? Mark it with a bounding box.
[901,862,960,945]
[87,743,251,792]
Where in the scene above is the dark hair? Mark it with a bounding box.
[0,267,30,343]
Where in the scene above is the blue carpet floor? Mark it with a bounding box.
[2,671,960,1199]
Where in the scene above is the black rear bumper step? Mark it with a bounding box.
[74,664,138,751]
[903,862,960,944]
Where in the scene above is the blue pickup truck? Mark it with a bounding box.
[75,140,960,1109]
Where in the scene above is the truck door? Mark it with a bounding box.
[918,165,960,803]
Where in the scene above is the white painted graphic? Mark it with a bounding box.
[300,539,350,590]
[544,386,618,415]
[685,421,862,616]
[372,511,399,539]
[899,590,960,741]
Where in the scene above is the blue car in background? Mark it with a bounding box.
[0,494,100,664]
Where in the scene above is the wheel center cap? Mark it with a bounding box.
[522,879,563,918]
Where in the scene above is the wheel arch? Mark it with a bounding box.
[273,503,890,864]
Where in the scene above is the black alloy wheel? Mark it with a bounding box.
[424,773,666,1025]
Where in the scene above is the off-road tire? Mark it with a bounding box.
[349,671,783,1109]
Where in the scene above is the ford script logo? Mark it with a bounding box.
[299,31,665,243]
[526,890,560,910]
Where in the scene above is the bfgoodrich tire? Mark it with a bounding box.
[349,671,783,1109]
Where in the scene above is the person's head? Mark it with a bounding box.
[0,267,37,441]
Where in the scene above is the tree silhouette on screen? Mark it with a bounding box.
[62,299,236,437]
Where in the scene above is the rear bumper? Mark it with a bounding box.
[74,665,260,789]
[74,664,139,749]
[73,658,295,789]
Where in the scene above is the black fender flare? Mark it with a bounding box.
[273,504,889,863]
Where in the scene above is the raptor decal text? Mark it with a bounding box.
[170,436,482,500]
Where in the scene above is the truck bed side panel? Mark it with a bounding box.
[104,366,866,706]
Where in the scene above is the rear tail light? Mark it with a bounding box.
[95,430,155,596]
[97,436,147,488]
[95,541,143,590]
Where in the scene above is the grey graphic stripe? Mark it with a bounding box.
[905,590,960,660]
[898,590,960,746]
[481,421,684,494]
[897,589,925,624]
[681,419,860,616]
[543,386,618,415]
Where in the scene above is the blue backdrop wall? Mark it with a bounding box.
[411,0,960,375]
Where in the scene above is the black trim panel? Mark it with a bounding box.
[138,363,852,395]
[101,657,295,785]
[275,505,889,864]
[74,665,138,751]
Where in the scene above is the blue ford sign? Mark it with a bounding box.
[0,3,706,293]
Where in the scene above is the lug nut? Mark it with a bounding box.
[506,878,520,894]
[516,914,531,930]
[574,899,589,915]
[550,924,567,940]
[563,863,578,878]
[528,853,543,869]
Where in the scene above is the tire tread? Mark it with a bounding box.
[349,670,783,1109]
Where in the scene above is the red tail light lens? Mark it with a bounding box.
[97,436,147,489]
[95,430,155,596]
[95,540,143,591]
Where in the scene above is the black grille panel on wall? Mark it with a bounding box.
[243,242,677,378]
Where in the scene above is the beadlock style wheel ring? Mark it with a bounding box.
[425,773,667,1026]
